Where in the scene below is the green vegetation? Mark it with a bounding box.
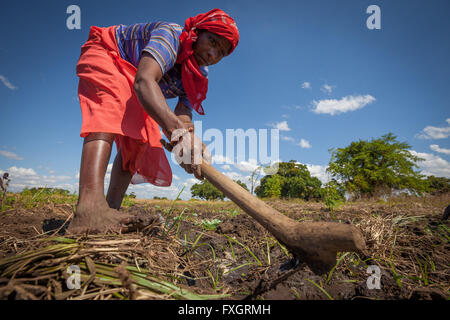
[323,181,345,215]
[121,193,137,208]
[1,187,78,212]
[423,176,450,195]
[191,179,248,200]
[200,218,222,231]
[327,133,427,199]
[255,161,323,200]
[191,180,225,200]
[0,237,229,300]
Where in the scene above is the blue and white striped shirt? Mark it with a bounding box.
[115,22,208,112]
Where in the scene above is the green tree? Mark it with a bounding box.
[327,133,426,198]
[322,180,345,214]
[256,174,284,198]
[423,176,450,195]
[255,161,322,200]
[191,180,224,200]
[191,179,248,200]
[235,180,249,191]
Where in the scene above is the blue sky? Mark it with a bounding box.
[1,0,449,199]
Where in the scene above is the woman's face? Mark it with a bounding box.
[192,30,232,67]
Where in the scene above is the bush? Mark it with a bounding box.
[424,176,450,195]
[322,181,345,213]
[255,161,323,200]
[20,187,71,197]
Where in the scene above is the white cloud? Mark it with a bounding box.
[306,164,330,184]
[301,82,311,89]
[128,181,186,200]
[212,155,233,165]
[234,159,259,173]
[0,150,24,160]
[184,178,198,185]
[298,139,311,149]
[416,119,450,139]
[271,121,290,131]
[0,75,17,90]
[281,136,311,149]
[0,166,76,193]
[5,166,37,176]
[312,95,375,115]
[223,171,245,181]
[281,135,296,142]
[221,164,232,171]
[293,162,330,184]
[172,174,180,180]
[281,105,303,111]
[320,84,335,94]
[410,150,450,178]
[430,144,450,155]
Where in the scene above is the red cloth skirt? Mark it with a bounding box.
[76,26,172,187]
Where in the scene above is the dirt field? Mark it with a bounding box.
[0,194,449,300]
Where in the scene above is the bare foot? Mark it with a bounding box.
[67,203,159,235]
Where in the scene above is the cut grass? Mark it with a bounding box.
[1,193,449,300]
[0,236,228,300]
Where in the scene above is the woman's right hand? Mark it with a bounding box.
[163,127,211,180]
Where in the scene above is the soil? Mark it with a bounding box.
[0,195,449,300]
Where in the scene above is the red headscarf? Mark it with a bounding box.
[176,8,239,115]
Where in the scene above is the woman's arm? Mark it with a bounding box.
[134,52,185,139]
[174,99,193,130]
[134,53,207,179]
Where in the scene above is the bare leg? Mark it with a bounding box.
[106,149,132,210]
[67,133,132,234]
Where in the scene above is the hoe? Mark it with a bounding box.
[200,162,367,275]
[162,140,367,275]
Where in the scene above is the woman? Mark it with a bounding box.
[67,9,239,234]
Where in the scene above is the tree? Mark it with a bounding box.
[191,180,224,200]
[322,180,345,213]
[423,176,450,195]
[191,179,249,200]
[234,180,249,192]
[255,161,323,200]
[327,133,426,198]
[249,166,262,195]
[256,174,284,198]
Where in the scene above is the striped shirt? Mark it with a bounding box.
[115,22,208,111]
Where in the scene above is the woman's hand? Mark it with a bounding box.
[161,128,211,180]
[172,128,211,180]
